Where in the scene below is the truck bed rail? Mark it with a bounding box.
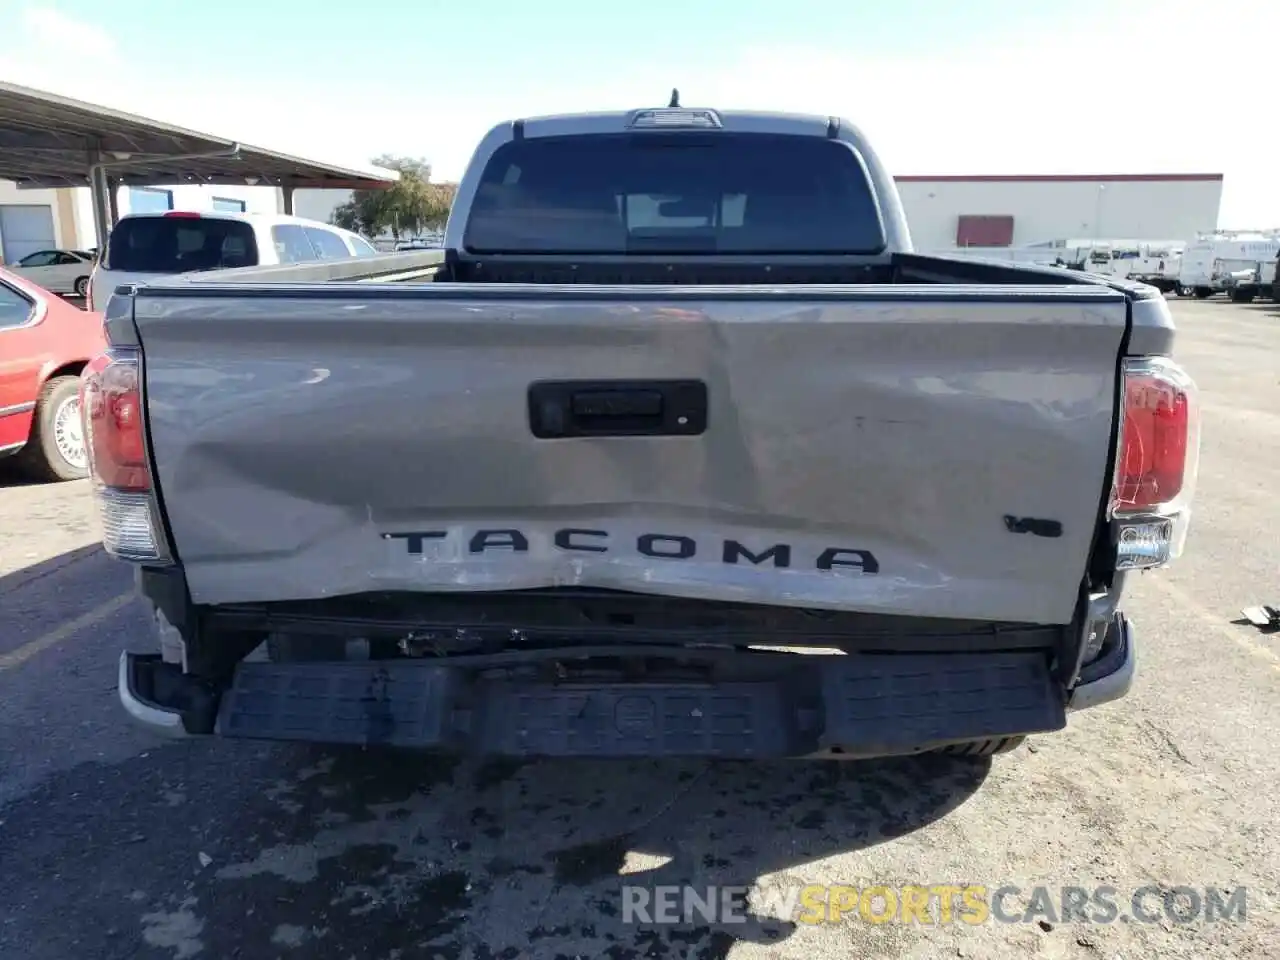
[162,249,447,286]
[129,248,1165,298]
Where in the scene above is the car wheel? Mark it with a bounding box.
[14,375,89,482]
[932,736,1025,758]
[74,276,90,298]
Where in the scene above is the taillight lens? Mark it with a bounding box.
[1115,368,1189,509]
[1110,357,1200,569]
[83,351,149,492]
[81,349,170,563]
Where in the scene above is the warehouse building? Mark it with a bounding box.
[0,180,79,262]
[895,173,1224,251]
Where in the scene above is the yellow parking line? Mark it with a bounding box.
[1147,576,1280,674]
[0,591,136,672]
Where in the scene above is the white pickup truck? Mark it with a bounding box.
[85,102,1201,762]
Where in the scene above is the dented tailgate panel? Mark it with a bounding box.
[134,285,1127,624]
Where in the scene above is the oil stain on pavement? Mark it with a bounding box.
[0,741,987,959]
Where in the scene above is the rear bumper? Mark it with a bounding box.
[117,649,189,739]
[119,646,1069,759]
[1066,613,1136,711]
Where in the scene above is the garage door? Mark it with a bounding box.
[0,204,57,264]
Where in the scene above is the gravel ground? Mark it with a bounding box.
[0,297,1276,960]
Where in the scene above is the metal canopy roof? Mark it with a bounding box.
[0,80,398,190]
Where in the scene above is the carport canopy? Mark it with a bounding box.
[0,80,397,245]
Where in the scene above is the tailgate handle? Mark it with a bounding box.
[529,380,707,438]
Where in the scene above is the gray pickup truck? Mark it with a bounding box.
[85,103,1201,761]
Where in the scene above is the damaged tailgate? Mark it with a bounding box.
[132,283,1128,625]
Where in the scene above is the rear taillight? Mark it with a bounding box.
[81,349,170,563]
[1109,357,1200,570]
[163,211,202,218]
[84,353,147,491]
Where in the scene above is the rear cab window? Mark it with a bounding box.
[463,132,886,255]
[271,224,318,264]
[303,227,354,260]
[105,215,259,272]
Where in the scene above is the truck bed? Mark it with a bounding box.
[122,257,1140,626]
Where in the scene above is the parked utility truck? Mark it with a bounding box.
[1077,244,1185,294]
[1222,254,1278,303]
[85,102,1201,762]
[1178,234,1280,298]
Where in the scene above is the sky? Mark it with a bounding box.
[1,0,1277,227]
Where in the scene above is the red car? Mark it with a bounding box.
[0,266,107,481]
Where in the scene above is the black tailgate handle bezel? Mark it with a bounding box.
[528,380,708,438]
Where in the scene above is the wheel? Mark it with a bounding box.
[13,375,88,482]
[1228,288,1254,304]
[933,736,1025,758]
[74,276,89,298]
[1193,287,1213,299]
[1175,284,1193,297]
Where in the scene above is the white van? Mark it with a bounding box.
[1177,236,1280,298]
[87,211,380,312]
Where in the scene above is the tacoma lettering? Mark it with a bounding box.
[723,540,791,567]
[469,529,529,554]
[554,528,608,553]
[385,528,877,573]
[383,531,446,554]
[816,548,879,573]
[638,534,696,559]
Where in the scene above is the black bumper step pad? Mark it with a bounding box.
[216,651,1064,758]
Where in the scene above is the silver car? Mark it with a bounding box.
[10,248,96,297]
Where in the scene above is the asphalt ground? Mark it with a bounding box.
[0,297,1277,959]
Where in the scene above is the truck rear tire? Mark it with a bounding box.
[1229,288,1255,304]
[933,736,1025,758]
[1193,287,1213,299]
[13,375,89,482]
